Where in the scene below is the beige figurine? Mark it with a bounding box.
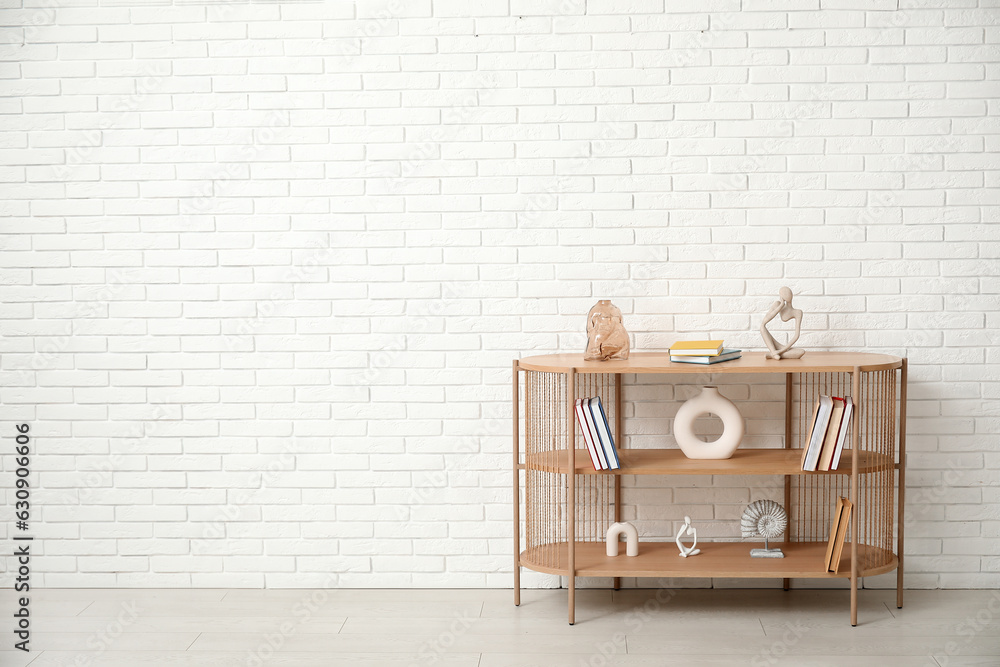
[584,300,629,361]
[760,287,806,360]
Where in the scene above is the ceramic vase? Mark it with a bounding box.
[584,299,629,361]
[606,522,639,557]
[672,386,744,460]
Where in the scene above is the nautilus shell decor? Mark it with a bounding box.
[741,499,787,559]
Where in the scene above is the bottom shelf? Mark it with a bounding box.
[520,541,897,579]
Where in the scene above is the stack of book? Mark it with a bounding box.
[800,395,855,471]
[669,340,742,365]
[574,396,620,471]
[824,496,853,573]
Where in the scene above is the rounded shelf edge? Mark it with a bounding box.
[520,543,898,579]
[517,351,904,374]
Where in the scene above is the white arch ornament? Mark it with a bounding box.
[606,522,639,557]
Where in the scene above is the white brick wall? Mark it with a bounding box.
[1,1,998,589]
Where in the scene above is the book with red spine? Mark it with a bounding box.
[817,397,846,472]
[575,398,604,470]
[830,399,854,471]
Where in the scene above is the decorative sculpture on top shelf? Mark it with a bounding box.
[760,286,806,360]
[584,300,630,361]
[741,500,787,559]
[675,516,701,558]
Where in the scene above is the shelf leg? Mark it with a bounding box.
[614,373,622,592]
[850,367,861,627]
[850,579,858,627]
[897,359,907,609]
[513,360,520,607]
[783,373,793,594]
[568,580,575,625]
[568,368,576,625]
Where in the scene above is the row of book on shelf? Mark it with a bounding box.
[801,395,855,471]
[669,340,741,365]
[574,396,620,470]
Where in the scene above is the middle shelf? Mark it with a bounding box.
[525,448,895,476]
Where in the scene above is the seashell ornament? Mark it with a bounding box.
[741,499,787,558]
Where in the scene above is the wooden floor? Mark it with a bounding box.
[6,588,999,666]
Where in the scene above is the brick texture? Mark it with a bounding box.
[1,1,998,589]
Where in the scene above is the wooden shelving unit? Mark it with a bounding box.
[512,351,907,626]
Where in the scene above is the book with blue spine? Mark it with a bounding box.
[588,396,620,470]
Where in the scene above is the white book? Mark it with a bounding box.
[830,400,854,471]
[803,395,834,472]
[575,399,603,471]
[582,398,609,469]
[669,349,742,365]
[589,397,620,470]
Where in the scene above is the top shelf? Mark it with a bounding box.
[517,351,903,374]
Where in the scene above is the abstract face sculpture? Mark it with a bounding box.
[584,300,630,361]
[760,286,806,360]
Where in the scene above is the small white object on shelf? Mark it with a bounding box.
[760,286,806,360]
[675,516,701,558]
[606,522,639,557]
[742,499,787,559]
[672,386,745,460]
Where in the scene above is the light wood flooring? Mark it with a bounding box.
[4,588,999,666]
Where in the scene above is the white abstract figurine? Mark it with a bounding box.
[760,286,806,360]
[675,516,700,558]
[606,522,639,557]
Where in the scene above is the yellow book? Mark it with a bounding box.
[829,498,853,573]
[823,497,846,572]
[669,340,724,356]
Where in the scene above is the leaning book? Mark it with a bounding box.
[588,396,620,470]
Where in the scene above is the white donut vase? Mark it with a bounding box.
[672,386,744,460]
